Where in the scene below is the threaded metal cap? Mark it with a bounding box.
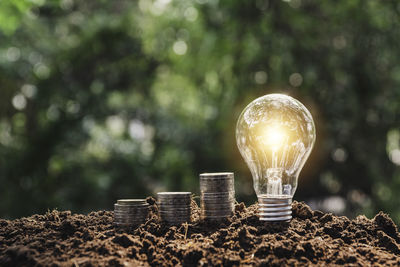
[258,196,292,222]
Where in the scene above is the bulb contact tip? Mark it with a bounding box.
[258,196,292,222]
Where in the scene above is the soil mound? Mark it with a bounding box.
[1,198,400,266]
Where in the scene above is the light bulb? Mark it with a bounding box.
[236,94,316,221]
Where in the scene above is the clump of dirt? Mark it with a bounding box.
[1,198,400,266]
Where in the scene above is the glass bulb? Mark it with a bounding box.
[236,94,316,221]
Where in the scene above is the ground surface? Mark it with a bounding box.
[1,198,400,266]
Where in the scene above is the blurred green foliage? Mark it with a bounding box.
[1,0,400,221]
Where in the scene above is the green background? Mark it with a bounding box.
[1,0,400,222]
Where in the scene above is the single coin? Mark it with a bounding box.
[159,212,191,217]
[157,199,191,206]
[157,192,191,198]
[201,204,234,210]
[200,172,234,179]
[201,195,235,202]
[200,183,234,193]
[114,208,149,213]
[158,208,191,213]
[201,193,234,198]
[159,212,191,218]
[117,199,147,205]
[114,205,149,210]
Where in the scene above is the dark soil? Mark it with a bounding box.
[1,198,400,266]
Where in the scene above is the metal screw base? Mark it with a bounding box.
[258,196,292,221]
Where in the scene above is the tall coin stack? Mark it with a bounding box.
[114,199,149,228]
[157,192,191,224]
[200,172,235,220]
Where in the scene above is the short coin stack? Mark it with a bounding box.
[200,172,235,220]
[157,192,191,224]
[114,199,149,228]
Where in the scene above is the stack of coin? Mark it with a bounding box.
[157,192,191,224]
[200,172,235,220]
[114,199,149,228]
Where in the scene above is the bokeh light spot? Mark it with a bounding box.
[60,0,74,10]
[34,63,50,79]
[6,47,20,62]
[12,94,27,111]
[289,73,303,87]
[129,120,146,141]
[184,7,198,21]
[21,84,37,99]
[106,116,125,137]
[332,147,348,162]
[173,40,187,55]
[389,149,400,165]
[333,35,347,50]
[254,71,268,84]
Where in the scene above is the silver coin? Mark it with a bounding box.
[114,211,148,216]
[159,212,191,218]
[200,180,234,187]
[157,200,191,206]
[114,205,149,209]
[200,191,235,199]
[157,199,191,206]
[200,176,233,181]
[158,201,191,206]
[201,196,235,203]
[114,209,149,215]
[114,209,149,213]
[199,172,234,179]
[201,206,233,212]
[161,215,191,220]
[158,208,190,213]
[201,203,234,210]
[158,207,191,212]
[201,201,234,206]
[200,182,234,193]
[157,203,191,208]
[159,211,191,217]
[157,192,191,198]
[114,205,149,210]
[159,213,191,218]
[117,199,147,205]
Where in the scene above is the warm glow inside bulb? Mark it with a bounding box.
[261,125,286,151]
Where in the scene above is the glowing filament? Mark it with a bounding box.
[262,125,286,151]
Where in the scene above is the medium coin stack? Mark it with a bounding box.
[200,172,235,220]
[157,192,191,224]
[114,199,149,228]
